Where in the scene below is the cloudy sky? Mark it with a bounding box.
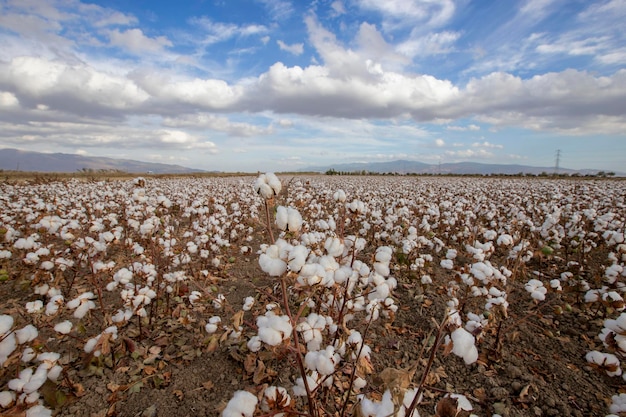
[0,0,625,172]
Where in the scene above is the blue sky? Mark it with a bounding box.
[0,0,625,172]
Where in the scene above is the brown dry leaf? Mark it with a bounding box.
[244,354,257,374]
[423,299,433,308]
[73,382,86,397]
[425,366,448,385]
[232,310,245,328]
[143,365,157,375]
[357,354,375,375]
[435,396,458,417]
[442,339,454,356]
[473,387,488,402]
[207,335,219,352]
[107,382,121,393]
[202,380,215,391]
[518,384,533,403]
[253,359,277,384]
[173,390,184,401]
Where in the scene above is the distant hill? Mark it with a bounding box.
[305,159,615,176]
[0,148,206,174]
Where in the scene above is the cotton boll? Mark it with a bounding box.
[287,208,303,232]
[525,279,547,302]
[22,347,36,363]
[247,336,262,352]
[259,244,288,277]
[440,259,454,270]
[449,328,478,365]
[257,311,293,346]
[222,390,258,417]
[324,237,344,257]
[0,390,15,408]
[22,366,48,394]
[26,404,53,417]
[0,315,14,336]
[243,296,255,311]
[288,245,309,273]
[276,206,288,230]
[0,332,17,366]
[261,386,291,413]
[333,190,346,202]
[16,325,38,344]
[54,320,73,335]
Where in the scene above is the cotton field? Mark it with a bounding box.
[0,175,625,417]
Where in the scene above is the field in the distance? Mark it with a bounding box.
[1,175,625,417]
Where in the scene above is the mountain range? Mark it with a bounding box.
[0,149,618,176]
[305,159,615,176]
[0,148,204,174]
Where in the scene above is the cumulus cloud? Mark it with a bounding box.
[107,28,172,54]
[162,114,273,137]
[445,149,495,159]
[277,40,304,55]
[472,141,503,149]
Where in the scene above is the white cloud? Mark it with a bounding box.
[277,40,304,55]
[0,92,19,108]
[445,149,495,159]
[472,141,503,149]
[191,17,269,44]
[447,124,480,131]
[434,138,445,147]
[355,0,456,30]
[107,28,172,54]
[162,114,273,137]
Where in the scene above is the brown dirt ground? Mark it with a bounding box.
[1,245,620,417]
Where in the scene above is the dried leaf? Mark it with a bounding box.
[143,365,157,375]
[435,396,458,417]
[173,390,184,401]
[232,310,245,329]
[202,380,215,390]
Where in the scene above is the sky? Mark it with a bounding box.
[0,0,625,173]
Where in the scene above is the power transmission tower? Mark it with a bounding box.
[554,149,561,175]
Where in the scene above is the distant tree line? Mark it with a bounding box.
[325,168,617,178]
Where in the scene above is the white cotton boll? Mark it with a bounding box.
[47,365,62,382]
[525,279,547,301]
[262,386,291,412]
[257,311,293,346]
[446,249,458,259]
[550,279,562,291]
[287,208,303,232]
[26,404,52,417]
[16,325,38,344]
[375,246,393,263]
[0,390,15,407]
[189,291,202,305]
[54,320,73,335]
[293,372,322,397]
[22,347,36,363]
[25,301,44,314]
[497,234,514,246]
[265,173,282,195]
[247,336,262,352]
[243,296,255,311]
[84,337,99,354]
[421,275,432,285]
[288,245,309,273]
[40,261,54,271]
[324,237,344,257]
[333,189,346,202]
[440,259,454,270]
[0,332,17,365]
[585,289,602,303]
[373,262,390,277]
[450,328,478,365]
[22,366,48,394]
[610,393,626,413]
[73,300,96,319]
[276,206,288,230]
[222,390,258,417]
